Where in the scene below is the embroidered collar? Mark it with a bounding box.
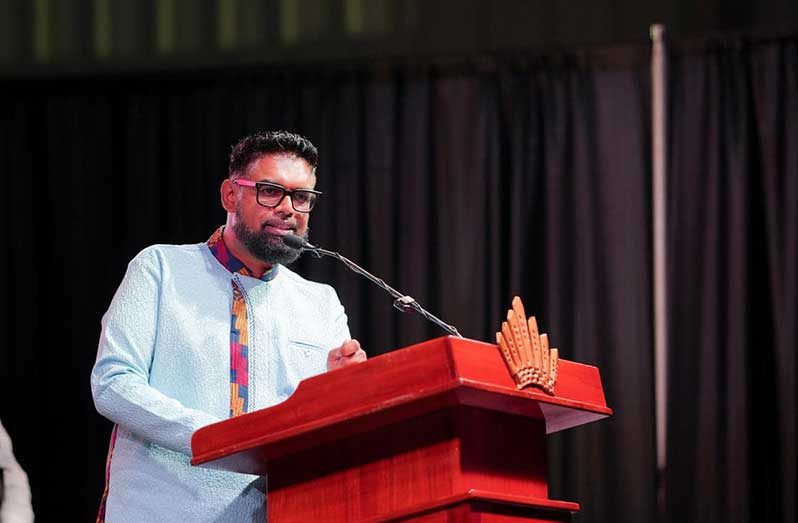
[207,226,278,281]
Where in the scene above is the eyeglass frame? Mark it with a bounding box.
[231,178,322,213]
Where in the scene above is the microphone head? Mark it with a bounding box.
[282,234,308,250]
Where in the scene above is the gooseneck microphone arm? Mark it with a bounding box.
[283,235,462,338]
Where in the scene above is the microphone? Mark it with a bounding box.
[283,235,462,337]
[282,234,309,250]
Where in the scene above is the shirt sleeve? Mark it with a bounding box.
[327,286,352,347]
[0,420,35,523]
[90,248,220,456]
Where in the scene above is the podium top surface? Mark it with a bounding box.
[192,336,612,472]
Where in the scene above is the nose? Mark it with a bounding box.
[273,193,295,215]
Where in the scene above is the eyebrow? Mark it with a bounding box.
[254,179,316,190]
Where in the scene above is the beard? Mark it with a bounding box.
[232,207,307,267]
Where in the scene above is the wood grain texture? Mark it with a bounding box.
[190,336,611,522]
[265,407,573,522]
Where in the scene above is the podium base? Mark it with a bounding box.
[367,491,578,522]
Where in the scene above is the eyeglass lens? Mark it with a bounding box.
[257,184,318,212]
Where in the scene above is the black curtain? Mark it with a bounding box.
[0,35,793,523]
[667,36,797,523]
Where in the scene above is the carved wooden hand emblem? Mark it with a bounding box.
[495,296,559,395]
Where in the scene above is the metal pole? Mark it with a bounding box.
[650,23,668,519]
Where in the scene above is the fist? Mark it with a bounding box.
[327,339,367,371]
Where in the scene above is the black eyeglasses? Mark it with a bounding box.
[232,179,322,213]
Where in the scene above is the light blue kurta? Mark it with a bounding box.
[91,242,350,522]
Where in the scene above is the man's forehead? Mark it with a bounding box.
[243,154,316,187]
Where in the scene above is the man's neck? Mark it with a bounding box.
[222,226,272,279]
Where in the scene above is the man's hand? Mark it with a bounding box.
[327,339,367,371]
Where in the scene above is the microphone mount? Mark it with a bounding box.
[286,236,462,338]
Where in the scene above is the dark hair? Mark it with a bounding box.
[228,130,318,178]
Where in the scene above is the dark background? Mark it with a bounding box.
[0,1,795,522]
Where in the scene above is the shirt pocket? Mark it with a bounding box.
[288,338,328,351]
[286,338,329,379]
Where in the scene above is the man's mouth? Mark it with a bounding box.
[262,222,295,236]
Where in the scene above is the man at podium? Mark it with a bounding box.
[90,131,366,522]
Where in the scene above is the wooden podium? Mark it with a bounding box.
[192,336,612,522]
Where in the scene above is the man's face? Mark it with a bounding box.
[226,153,316,266]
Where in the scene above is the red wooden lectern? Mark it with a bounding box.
[192,336,612,522]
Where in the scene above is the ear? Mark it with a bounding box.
[221,179,237,213]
